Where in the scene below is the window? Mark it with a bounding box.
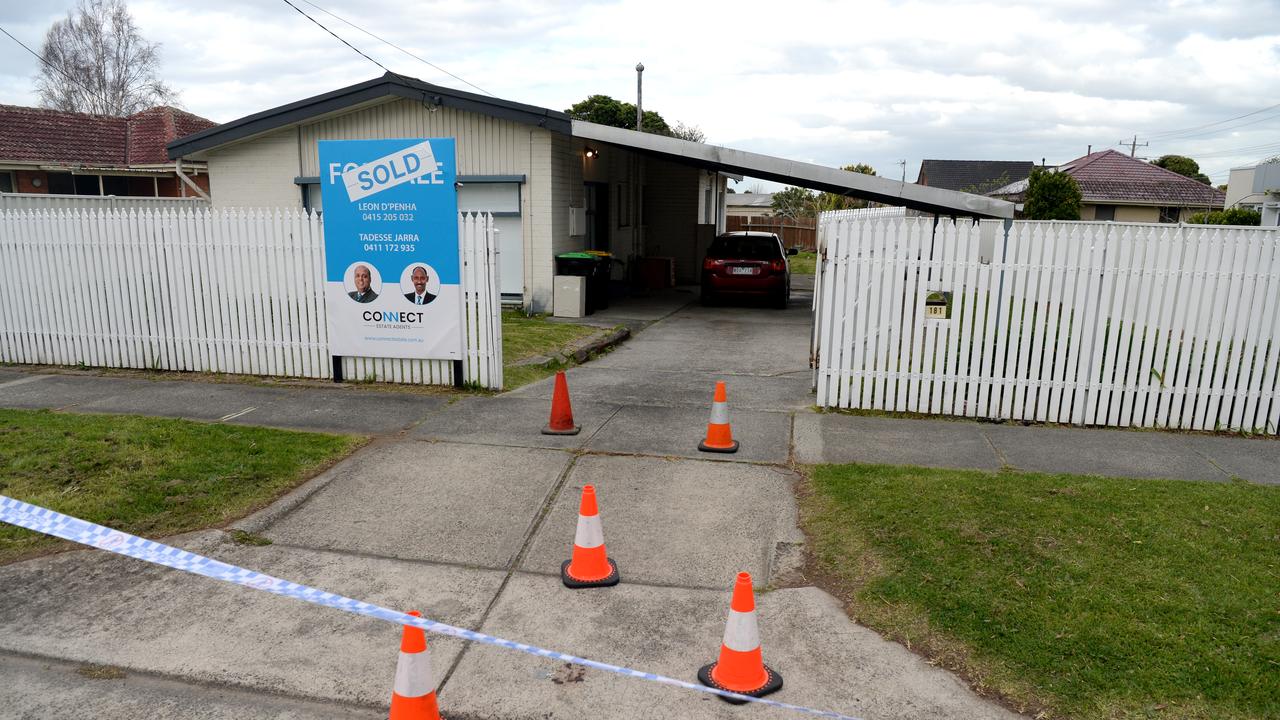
[1094,205,1115,221]
[1158,206,1180,223]
[46,172,75,194]
[0,172,12,193]
[73,175,101,195]
[102,175,130,196]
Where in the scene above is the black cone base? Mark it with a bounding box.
[698,440,740,453]
[542,424,582,436]
[697,662,783,704]
[560,558,620,588]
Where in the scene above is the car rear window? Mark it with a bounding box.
[707,236,781,259]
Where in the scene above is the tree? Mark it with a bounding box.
[564,94,698,138]
[1187,208,1261,226]
[814,163,876,212]
[771,186,817,218]
[1152,155,1211,185]
[1022,167,1081,220]
[36,0,177,116]
[670,121,705,143]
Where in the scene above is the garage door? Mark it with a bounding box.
[458,182,523,298]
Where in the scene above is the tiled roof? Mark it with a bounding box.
[1058,150,1225,206]
[916,159,1035,192]
[0,104,217,167]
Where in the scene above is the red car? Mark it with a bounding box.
[701,231,797,308]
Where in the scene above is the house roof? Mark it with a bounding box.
[916,159,1034,192]
[168,72,1014,219]
[993,150,1226,208]
[0,104,216,168]
[726,192,773,208]
[167,73,572,159]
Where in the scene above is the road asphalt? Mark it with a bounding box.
[1,279,1275,719]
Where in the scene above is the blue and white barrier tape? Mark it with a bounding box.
[0,495,863,720]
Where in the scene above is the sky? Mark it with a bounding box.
[2,0,1278,191]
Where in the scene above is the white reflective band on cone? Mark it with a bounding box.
[709,401,730,425]
[394,650,436,698]
[574,513,605,548]
[722,609,761,652]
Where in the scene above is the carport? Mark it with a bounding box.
[569,120,1014,288]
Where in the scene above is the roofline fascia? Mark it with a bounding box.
[167,75,572,160]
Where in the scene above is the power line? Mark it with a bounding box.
[279,0,400,79]
[296,0,492,96]
[1146,101,1280,140]
[0,24,118,113]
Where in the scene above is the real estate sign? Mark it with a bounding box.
[318,138,461,360]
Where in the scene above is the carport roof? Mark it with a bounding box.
[166,72,1012,219]
[574,122,1013,219]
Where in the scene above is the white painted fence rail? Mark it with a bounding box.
[813,216,1280,434]
[0,207,503,389]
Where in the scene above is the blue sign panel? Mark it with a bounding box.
[318,138,461,360]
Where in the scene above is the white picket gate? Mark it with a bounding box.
[813,216,1280,434]
[0,208,503,389]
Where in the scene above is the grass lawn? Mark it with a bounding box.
[502,309,612,389]
[0,409,362,564]
[790,251,817,275]
[802,463,1280,720]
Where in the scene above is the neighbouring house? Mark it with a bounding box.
[725,192,775,218]
[990,150,1225,222]
[167,73,1012,312]
[916,159,1034,195]
[1226,161,1280,226]
[0,104,215,199]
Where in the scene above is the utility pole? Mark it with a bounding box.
[898,159,906,183]
[1119,134,1148,157]
[635,62,644,132]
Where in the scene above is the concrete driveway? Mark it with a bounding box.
[0,285,1024,719]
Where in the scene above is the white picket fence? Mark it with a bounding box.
[813,216,1280,434]
[0,208,503,389]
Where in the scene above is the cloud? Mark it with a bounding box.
[0,0,1276,184]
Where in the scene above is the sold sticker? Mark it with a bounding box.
[340,140,440,202]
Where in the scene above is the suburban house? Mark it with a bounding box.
[167,73,1012,312]
[1225,160,1280,226]
[916,159,1034,195]
[990,150,1225,222]
[0,104,215,199]
[725,192,775,218]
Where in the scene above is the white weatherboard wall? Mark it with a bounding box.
[0,208,502,389]
[813,216,1280,433]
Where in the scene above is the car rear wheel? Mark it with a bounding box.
[701,287,717,306]
[773,288,788,309]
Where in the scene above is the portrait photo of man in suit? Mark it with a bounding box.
[403,265,437,306]
[348,264,378,303]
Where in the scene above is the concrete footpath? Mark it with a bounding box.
[0,283,1275,719]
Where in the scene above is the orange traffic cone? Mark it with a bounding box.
[561,484,620,588]
[697,572,783,703]
[698,381,739,453]
[390,611,442,720]
[542,370,581,435]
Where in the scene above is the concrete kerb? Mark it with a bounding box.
[229,440,382,536]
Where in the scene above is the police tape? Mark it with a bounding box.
[0,495,863,720]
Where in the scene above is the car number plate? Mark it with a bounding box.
[729,266,758,275]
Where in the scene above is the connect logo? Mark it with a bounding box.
[363,311,425,323]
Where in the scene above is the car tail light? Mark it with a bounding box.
[703,258,723,270]
[769,259,786,272]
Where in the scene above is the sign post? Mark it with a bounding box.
[318,139,462,364]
